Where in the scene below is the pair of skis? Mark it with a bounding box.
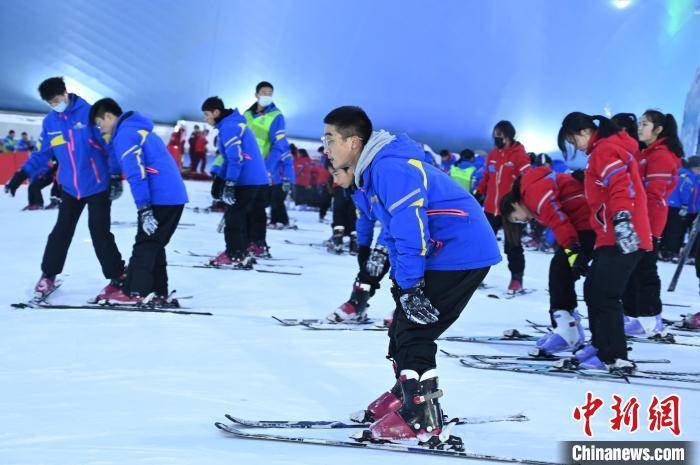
[215,413,565,464]
[11,287,211,316]
[450,354,700,387]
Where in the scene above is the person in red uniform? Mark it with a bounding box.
[293,147,313,207]
[557,112,652,373]
[167,127,185,169]
[614,111,682,337]
[499,166,593,356]
[475,120,530,293]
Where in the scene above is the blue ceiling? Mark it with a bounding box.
[1,0,698,152]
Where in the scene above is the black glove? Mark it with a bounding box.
[398,281,439,325]
[109,175,123,201]
[612,211,639,254]
[564,243,589,280]
[357,245,371,270]
[282,180,292,194]
[4,169,28,196]
[222,180,236,205]
[473,192,485,205]
[211,176,224,200]
[138,207,158,236]
[365,245,389,277]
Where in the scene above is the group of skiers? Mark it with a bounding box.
[3,77,302,303]
[320,106,700,446]
[4,76,700,449]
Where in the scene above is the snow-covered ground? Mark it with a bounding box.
[1,180,698,465]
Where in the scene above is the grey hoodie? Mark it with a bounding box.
[354,130,396,188]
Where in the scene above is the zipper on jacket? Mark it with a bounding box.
[67,127,81,199]
[89,158,101,184]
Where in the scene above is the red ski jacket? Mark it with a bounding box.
[476,142,530,215]
[519,166,591,249]
[636,138,681,238]
[584,131,652,251]
[293,155,313,186]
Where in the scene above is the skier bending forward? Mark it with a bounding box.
[322,106,501,445]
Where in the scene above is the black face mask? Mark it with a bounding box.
[494,137,505,149]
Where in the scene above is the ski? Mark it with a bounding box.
[9,302,212,316]
[301,321,387,331]
[439,330,538,346]
[467,354,700,378]
[223,412,529,429]
[271,316,382,327]
[458,357,700,387]
[439,350,670,364]
[487,289,536,300]
[111,221,195,227]
[169,263,301,276]
[272,316,327,326]
[214,422,561,465]
[668,214,699,292]
[178,250,295,262]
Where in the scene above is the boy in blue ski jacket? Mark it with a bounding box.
[4,77,124,300]
[91,98,188,304]
[322,106,500,445]
[202,96,269,268]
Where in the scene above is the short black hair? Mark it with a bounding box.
[38,77,67,101]
[9,130,15,134]
[323,106,372,145]
[89,98,123,124]
[459,148,475,161]
[21,131,27,136]
[201,96,225,112]
[493,120,516,140]
[256,81,273,93]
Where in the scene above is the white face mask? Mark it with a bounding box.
[48,99,68,113]
[257,96,273,107]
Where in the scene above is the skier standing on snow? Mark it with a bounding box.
[4,77,125,301]
[557,112,652,372]
[243,81,295,229]
[615,111,682,338]
[201,97,269,268]
[322,106,500,445]
[89,98,189,304]
[475,120,530,294]
[326,165,391,323]
[499,166,593,356]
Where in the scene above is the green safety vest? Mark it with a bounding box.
[212,154,224,168]
[243,108,281,159]
[450,165,476,192]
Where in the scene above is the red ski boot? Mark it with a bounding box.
[92,275,126,303]
[327,280,371,322]
[369,369,444,442]
[682,312,700,329]
[34,274,57,301]
[350,361,402,423]
[210,251,233,266]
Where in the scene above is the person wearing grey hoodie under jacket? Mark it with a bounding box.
[322,106,501,446]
